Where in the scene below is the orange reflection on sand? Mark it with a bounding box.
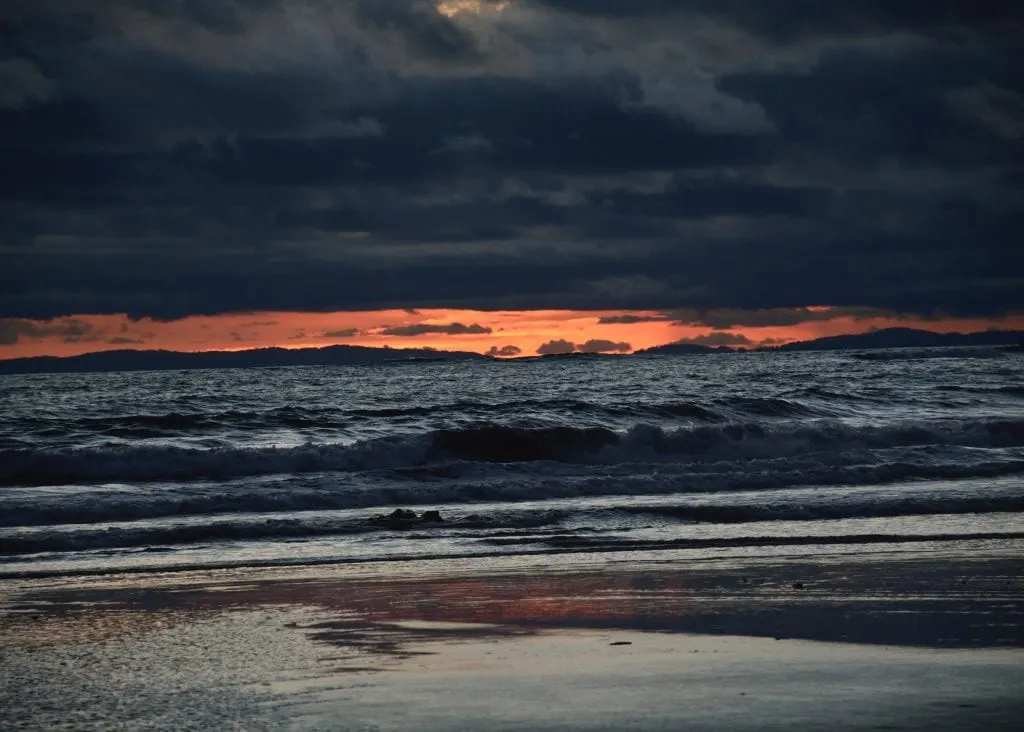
[159,572,695,628]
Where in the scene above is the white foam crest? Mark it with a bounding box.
[3,454,1023,529]
[1,417,1022,488]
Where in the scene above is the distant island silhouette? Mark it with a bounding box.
[0,344,487,375]
[1,328,1021,374]
[639,328,1024,355]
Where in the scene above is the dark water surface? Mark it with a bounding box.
[2,349,1022,576]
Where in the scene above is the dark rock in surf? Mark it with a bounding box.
[370,508,443,529]
[367,508,418,529]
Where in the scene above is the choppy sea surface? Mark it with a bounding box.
[1,349,1022,577]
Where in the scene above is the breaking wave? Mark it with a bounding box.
[3,418,1024,488]
[5,457,1024,529]
[3,491,1023,556]
[8,396,866,440]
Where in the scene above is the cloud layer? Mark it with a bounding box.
[1,1,1021,320]
[537,337,630,355]
[380,321,492,336]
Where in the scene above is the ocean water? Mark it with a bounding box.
[1,349,1022,578]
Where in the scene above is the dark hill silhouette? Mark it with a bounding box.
[3,328,1022,374]
[0,344,487,375]
[635,343,734,355]
[771,328,1024,351]
[639,328,1024,356]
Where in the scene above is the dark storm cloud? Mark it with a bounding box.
[380,322,492,336]
[600,177,830,220]
[526,1,1023,40]
[719,45,1022,169]
[601,306,936,329]
[670,307,892,329]
[1,77,769,196]
[0,0,1021,321]
[353,0,481,62]
[139,0,271,34]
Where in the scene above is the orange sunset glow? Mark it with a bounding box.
[3,308,1023,360]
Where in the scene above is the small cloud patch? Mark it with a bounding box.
[485,344,522,357]
[578,339,631,354]
[597,314,670,325]
[537,338,631,355]
[382,322,492,336]
[324,328,361,338]
[537,338,577,355]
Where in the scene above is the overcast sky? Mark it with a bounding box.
[1,1,1021,353]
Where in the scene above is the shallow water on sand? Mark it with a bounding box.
[2,551,1022,731]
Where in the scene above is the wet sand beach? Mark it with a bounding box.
[3,546,1022,730]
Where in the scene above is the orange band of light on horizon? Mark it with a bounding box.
[3,308,1023,360]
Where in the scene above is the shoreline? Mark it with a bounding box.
[3,548,1022,730]
[4,547,1022,648]
[4,519,1022,580]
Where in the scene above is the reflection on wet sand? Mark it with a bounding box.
[3,554,1021,651]
[3,553,1023,732]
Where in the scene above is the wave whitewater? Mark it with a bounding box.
[4,459,1024,529]
[6,395,879,440]
[1,417,1023,489]
[4,493,1023,557]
